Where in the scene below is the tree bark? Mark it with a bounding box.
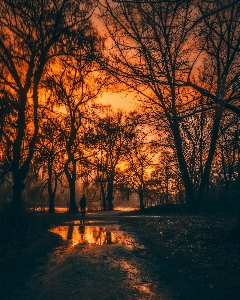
[64,159,78,213]
[11,171,25,213]
[139,189,144,211]
[170,119,196,207]
[197,106,223,205]
[11,91,27,212]
[106,179,114,210]
[49,193,55,214]
[100,182,106,210]
[69,177,78,213]
[47,158,56,213]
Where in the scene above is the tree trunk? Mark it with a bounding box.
[100,182,106,210]
[49,193,55,213]
[197,106,223,206]
[11,93,27,213]
[139,189,144,211]
[69,177,78,212]
[11,172,25,213]
[47,158,55,213]
[170,120,196,207]
[106,180,114,210]
[11,88,39,214]
[65,159,78,213]
[165,168,169,205]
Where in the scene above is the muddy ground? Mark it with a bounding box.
[0,208,240,299]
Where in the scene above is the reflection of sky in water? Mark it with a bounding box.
[49,223,154,296]
[50,224,123,247]
[65,220,111,225]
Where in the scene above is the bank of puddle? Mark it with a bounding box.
[49,221,136,249]
[49,222,156,298]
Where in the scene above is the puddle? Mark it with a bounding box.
[49,222,135,248]
[65,220,113,225]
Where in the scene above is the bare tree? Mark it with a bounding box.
[87,106,136,210]
[192,1,240,204]
[211,113,240,202]
[34,113,65,213]
[121,120,159,210]
[0,0,95,214]
[45,28,108,212]
[99,0,240,207]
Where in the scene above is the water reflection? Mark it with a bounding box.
[50,223,120,247]
[65,220,111,225]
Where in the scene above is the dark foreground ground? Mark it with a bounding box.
[0,207,240,299]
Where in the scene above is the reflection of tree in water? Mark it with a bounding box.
[67,225,73,240]
[106,232,112,244]
[67,225,74,247]
[52,225,120,246]
[93,227,102,244]
[90,226,112,245]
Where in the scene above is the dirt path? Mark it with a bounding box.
[8,211,206,300]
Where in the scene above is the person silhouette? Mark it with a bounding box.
[79,194,86,217]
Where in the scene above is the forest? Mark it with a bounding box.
[0,0,240,222]
[1,2,240,299]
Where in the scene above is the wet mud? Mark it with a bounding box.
[1,210,239,299]
[16,212,175,300]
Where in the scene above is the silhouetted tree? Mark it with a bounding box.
[210,113,240,202]
[121,120,160,210]
[34,114,65,213]
[99,0,240,207]
[87,106,136,210]
[0,0,95,214]
[44,27,108,212]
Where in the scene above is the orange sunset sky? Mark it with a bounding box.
[98,91,137,111]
